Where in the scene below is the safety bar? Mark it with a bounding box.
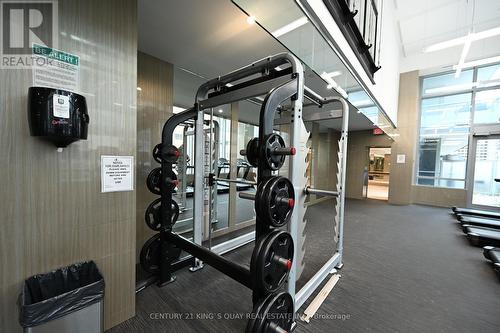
[166,232,252,289]
[239,192,256,200]
[304,186,339,197]
[304,86,350,109]
[215,178,257,186]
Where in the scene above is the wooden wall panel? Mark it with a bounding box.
[0,0,137,331]
[136,52,174,260]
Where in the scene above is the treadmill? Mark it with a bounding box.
[235,159,254,191]
[216,158,231,194]
[216,158,254,193]
[456,214,500,229]
[483,246,500,277]
[451,206,500,219]
[462,225,500,247]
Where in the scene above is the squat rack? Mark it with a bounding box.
[156,52,349,312]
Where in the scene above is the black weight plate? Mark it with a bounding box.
[254,176,274,221]
[250,233,270,291]
[245,293,274,333]
[163,145,181,164]
[261,176,295,228]
[146,168,162,195]
[261,133,286,171]
[152,143,162,164]
[255,230,294,293]
[140,234,181,274]
[246,137,259,167]
[140,233,161,274]
[152,144,180,164]
[146,168,178,195]
[254,292,294,333]
[145,198,180,231]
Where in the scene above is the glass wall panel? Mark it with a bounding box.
[421,70,473,96]
[233,0,395,132]
[474,89,500,124]
[416,93,471,188]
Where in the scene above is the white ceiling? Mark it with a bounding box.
[138,0,377,132]
[397,0,500,71]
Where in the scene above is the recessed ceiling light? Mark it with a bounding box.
[136,87,142,91]
[246,16,256,25]
[218,109,223,113]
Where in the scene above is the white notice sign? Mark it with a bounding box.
[396,154,406,164]
[101,156,134,193]
[53,94,70,118]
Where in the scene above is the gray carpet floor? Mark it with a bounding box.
[109,199,500,333]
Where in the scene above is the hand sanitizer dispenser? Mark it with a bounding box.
[28,87,89,148]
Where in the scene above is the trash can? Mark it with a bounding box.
[19,261,105,333]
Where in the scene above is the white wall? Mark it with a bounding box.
[306,0,402,125]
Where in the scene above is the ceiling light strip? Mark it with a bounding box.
[272,16,309,38]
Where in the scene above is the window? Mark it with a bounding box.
[237,122,259,156]
[416,63,500,189]
[171,107,259,167]
[416,93,471,188]
[474,89,500,124]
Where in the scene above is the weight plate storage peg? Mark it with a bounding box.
[145,198,180,231]
[257,176,295,228]
[246,292,294,333]
[251,230,294,293]
[140,233,181,273]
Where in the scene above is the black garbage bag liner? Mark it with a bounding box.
[19,261,105,328]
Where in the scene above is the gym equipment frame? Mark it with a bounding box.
[154,52,349,322]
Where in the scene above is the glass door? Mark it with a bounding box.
[468,133,500,209]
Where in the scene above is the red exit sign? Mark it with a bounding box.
[373,128,383,135]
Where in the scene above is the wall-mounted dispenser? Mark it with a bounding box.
[28,87,89,148]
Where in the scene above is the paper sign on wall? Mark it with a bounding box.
[101,156,134,193]
[32,44,80,92]
[53,94,70,118]
[396,154,406,164]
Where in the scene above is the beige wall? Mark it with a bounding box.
[412,186,467,207]
[0,1,137,331]
[136,52,174,261]
[389,71,467,207]
[387,71,419,205]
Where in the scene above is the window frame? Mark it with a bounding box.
[415,63,500,189]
